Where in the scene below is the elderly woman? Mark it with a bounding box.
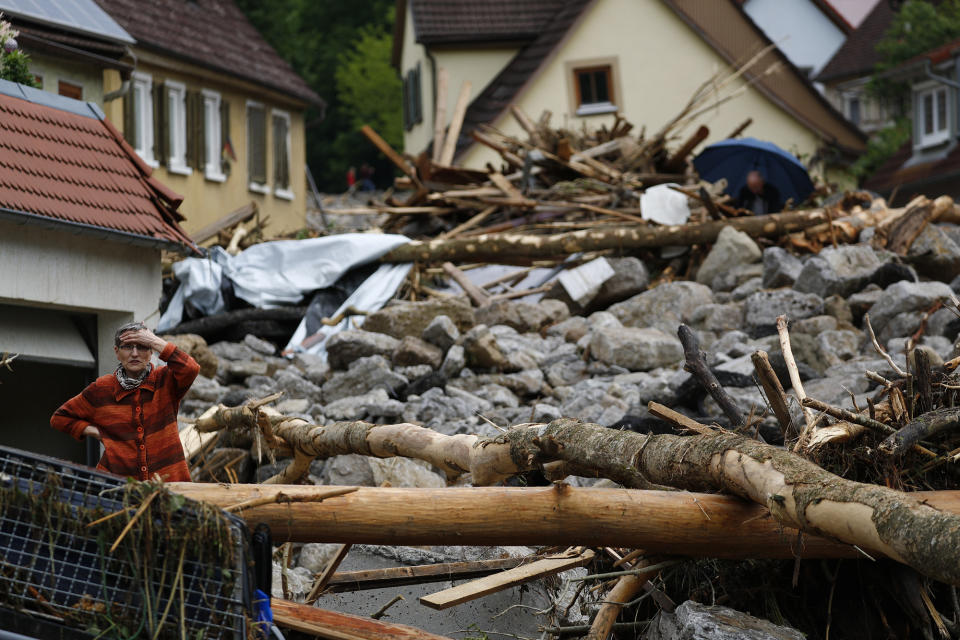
[51,322,199,482]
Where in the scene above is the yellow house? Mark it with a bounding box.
[393,0,865,178]
[93,0,324,238]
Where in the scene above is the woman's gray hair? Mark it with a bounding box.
[114,322,147,346]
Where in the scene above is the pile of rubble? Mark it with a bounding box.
[167,193,960,638]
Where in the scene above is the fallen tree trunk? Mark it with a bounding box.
[380,208,832,263]
[167,483,960,562]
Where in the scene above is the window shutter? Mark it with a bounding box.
[273,114,289,190]
[153,81,168,167]
[123,90,136,146]
[248,105,266,185]
[220,98,231,175]
[402,74,410,131]
[413,64,422,125]
[186,91,204,170]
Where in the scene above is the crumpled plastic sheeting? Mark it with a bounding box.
[640,182,690,226]
[284,262,412,360]
[158,234,410,332]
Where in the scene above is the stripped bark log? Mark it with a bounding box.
[752,350,794,439]
[380,208,831,263]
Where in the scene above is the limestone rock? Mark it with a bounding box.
[907,224,960,279]
[208,341,257,362]
[163,333,219,378]
[185,374,226,403]
[392,336,443,369]
[324,388,390,420]
[696,225,762,286]
[793,244,888,298]
[421,314,459,351]
[761,246,803,289]
[608,281,714,334]
[868,280,954,343]
[273,369,323,403]
[544,257,650,314]
[223,359,268,383]
[440,344,466,378]
[589,326,683,371]
[645,600,805,640]
[743,290,824,337]
[322,355,408,402]
[546,316,589,343]
[711,263,763,293]
[242,333,276,356]
[326,330,400,370]
[462,324,508,370]
[362,297,475,339]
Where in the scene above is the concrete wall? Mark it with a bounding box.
[742,0,847,78]
[458,0,824,177]
[28,53,105,105]
[400,4,519,155]
[101,55,309,238]
[0,219,161,376]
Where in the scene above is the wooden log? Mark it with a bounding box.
[438,80,472,166]
[419,548,595,610]
[326,557,537,593]
[432,67,448,164]
[880,407,960,456]
[167,483,960,559]
[361,125,419,184]
[585,558,661,640]
[679,324,744,428]
[510,105,546,149]
[751,350,794,439]
[380,207,831,263]
[470,130,523,169]
[662,125,709,173]
[271,598,453,640]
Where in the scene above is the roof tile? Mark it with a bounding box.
[816,0,894,83]
[412,0,566,43]
[93,0,323,106]
[0,89,195,249]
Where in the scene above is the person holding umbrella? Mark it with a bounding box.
[736,169,782,215]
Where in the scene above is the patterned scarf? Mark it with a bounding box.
[115,363,152,390]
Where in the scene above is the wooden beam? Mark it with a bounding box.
[442,261,490,306]
[272,598,453,640]
[361,125,419,183]
[326,556,536,593]
[165,484,960,559]
[190,202,257,245]
[438,80,472,166]
[419,548,595,610]
[432,67,449,164]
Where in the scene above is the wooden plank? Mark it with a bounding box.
[326,556,535,592]
[443,261,490,306]
[361,125,419,184]
[432,67,449,164]
[419,548,595,610]
[488,172,524,200]
[328,206,458,216]
[438,80,472,166]
[306,543,352,604]
[190,202,257,244]
[272,598,453,640]
[436,205,497,240]
[648,402,715,435]
[470,130,523,168]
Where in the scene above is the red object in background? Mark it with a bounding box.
[347,166,356,187]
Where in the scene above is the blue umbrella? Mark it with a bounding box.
[693,137,814,206]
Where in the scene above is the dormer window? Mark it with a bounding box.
[917,84,950,148]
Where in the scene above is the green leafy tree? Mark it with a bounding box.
[235,0,397,191]
[0,15,39,87]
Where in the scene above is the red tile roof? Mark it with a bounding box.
[0,84,197,251]
[92,0,323,107]
[816,0,894,83]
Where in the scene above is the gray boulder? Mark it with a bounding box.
[645,600,805,640]
[462,324,508,370]
[907,224,960,279]
[421,315,459,351]
[761,246,803,288]
[711,263,763,293]
[209,341,257,362]
[589,326,683,371]
[243,333,276,355]
[185,375,227,403]
[440,344,466,378]
[324,388,391,421]
[326,330,400,370]
[546,316,589,343]
[222,359,268,383]
[322,355,409,402]
[543,256,650,313]
[696,225,762,286]
[867,280,954,343]
[273,369,324,403]
[687,303,745,333]
[392,336,443,369]
[793,244,887,298]
[362,297,475,339]
[608,281,714,334]
[743,290,824,337]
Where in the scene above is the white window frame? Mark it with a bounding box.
[166,80,191,175]
[247,99,269,194]
[272,109,294,201]
[202,89,226,182]
[131,72,156,167]
[916,83,951,148]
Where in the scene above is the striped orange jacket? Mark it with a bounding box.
[51,342,199,482]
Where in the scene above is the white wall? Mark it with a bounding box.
[0,219,162,375]
[743,0,847,77]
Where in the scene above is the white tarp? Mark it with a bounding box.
[284,262,412,359]
[158,234,410,332]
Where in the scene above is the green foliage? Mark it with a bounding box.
[849,117,912,179]
[335,26,403,159]
[235,0,397,191]
[870,0,960,99]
